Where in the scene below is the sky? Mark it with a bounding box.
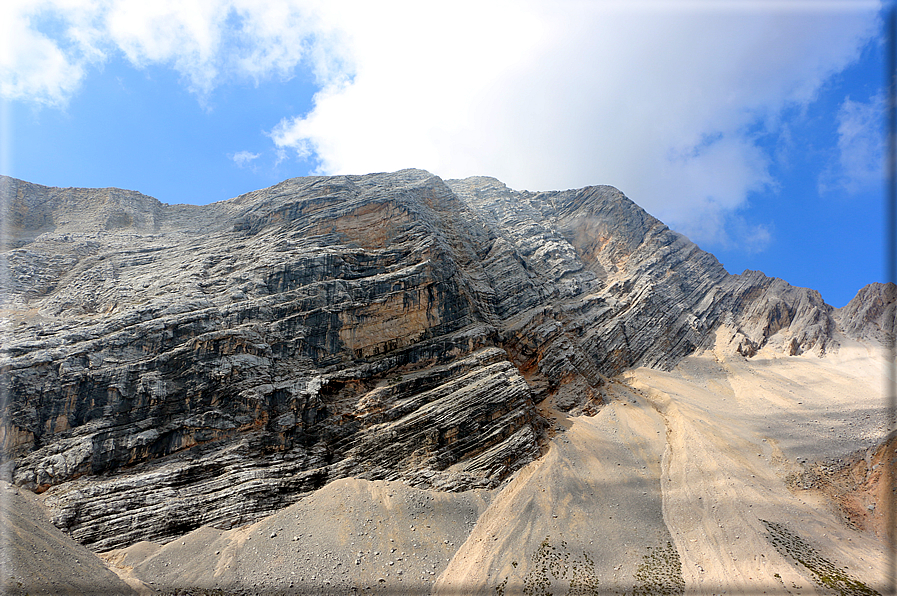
[0,0,889,308]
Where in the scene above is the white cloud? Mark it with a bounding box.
[231,150,261,167]
[819,93,884,195]
[103,0,344,97]
[269,1,881,247]
[104,0,226,96]
[0,0,330,103]
[0,0,106,106]
[1,0,883,249]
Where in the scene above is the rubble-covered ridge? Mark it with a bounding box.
[0,170,885,551]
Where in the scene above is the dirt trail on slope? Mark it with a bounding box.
[434,343,890,595]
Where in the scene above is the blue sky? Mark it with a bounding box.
[0,0,888,307]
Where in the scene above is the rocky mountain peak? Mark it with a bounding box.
[835,281,896,344]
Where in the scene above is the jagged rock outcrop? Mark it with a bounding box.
[0,169,881,551]
[835,281,896,344]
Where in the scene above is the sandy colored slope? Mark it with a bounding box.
[0,481,137,595]
[104,476,492,594]
[105,338,892,595]
[434,339,892,595]
[627,343,891,594]
[434,380,670,595]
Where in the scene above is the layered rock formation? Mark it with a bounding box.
[835,281,896,345]
[0,170,888,552]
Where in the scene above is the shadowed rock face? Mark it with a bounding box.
[0,169,879,551]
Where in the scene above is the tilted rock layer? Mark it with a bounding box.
[0,169,890,551]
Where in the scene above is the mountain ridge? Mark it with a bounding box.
[0,170,892,561]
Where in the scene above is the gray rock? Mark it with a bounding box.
[835,281,896,344]
[0,169,879,551]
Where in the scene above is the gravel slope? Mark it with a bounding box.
[3,336,890,596]
[626,339,892,595]
[104,477,492,595]
[0,481,137,595]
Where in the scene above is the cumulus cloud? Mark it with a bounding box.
[1,0,883,248]
[269,1,881,246]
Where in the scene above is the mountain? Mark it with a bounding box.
[0,170,893,595]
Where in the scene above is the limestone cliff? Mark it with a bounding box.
[835,281,896,345]
[0,170,885,551]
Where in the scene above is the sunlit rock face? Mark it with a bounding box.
[0,169,867,550]
[834,281,896,345]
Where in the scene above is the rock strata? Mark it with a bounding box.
[0,170,888,551]
[835,281,896,344]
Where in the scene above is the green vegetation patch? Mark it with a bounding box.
[761,519,879,596]
[632,541,684,596]
[519,536,602,596]
[497,535,684,596]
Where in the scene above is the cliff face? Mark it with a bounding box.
[0,170,878,551]
[835,281,897,345]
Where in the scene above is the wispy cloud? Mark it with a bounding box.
[819,93,884,195]
[1,0,104,106]
[230,150,261,167]
[1,0,332,104]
